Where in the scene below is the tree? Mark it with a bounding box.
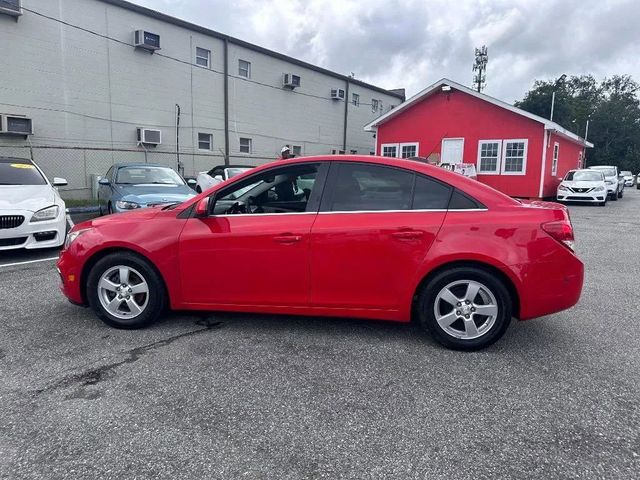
[515,75,640,172]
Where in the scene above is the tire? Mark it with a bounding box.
[611,191,618,201]
[86,252,166,329]
[416,267,512,351]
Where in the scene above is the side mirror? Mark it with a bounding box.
[98,178,110,185]
[213,175,223,182]
[187,178,197,186]
[195,197,210,217]
[53,177,68,187]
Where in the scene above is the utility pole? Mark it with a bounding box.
[472,46,488,93]
[550,74,567,122]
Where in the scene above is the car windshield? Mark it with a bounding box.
[116,166,184,185]
[565,171,603,182]
[592,168,616,177]
[0,160,47,185]
[621,171,632,176]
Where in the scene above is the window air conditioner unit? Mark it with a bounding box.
[0,114,33,136]
[330,88,345,100]
[0,0,22,17]
[283,73,301,89]
[134,30,161,52]
[137,127,162,145]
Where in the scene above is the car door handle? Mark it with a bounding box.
[273,234,302,244]
[392,230,424,240]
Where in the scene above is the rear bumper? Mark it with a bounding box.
[508,252,584,320]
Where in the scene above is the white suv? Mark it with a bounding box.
[589,165,624,201]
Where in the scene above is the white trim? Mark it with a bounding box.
[551,142,560,176]
[538,130,549,197]
[500,139,528,175]
[476,139,502,174]
[380,143,399,158]
[399,142,419,158]
[440,138,465,164]
[317,208,487,214]
[364,78,593,148]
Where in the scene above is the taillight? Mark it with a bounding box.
[542,220,575,251]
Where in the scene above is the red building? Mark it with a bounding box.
[364,79,593,199]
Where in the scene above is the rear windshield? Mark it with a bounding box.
[0,161,47,185]
[565,170,603,181]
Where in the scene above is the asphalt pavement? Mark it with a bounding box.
[0,192,639,479]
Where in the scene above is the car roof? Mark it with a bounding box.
[0,157,32,164]
[113,163,174,169]
[589,165,615,169]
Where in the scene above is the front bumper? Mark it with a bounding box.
[624,180,634,187]
[557,190,606,203]
[57,246,85,305]
[0,209,66,250]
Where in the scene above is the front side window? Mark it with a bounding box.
[238,59,251,78]
[328,163,414,211]
[198,133,213,151]
[502,140,527,174]
[477,140,501,173]
[239,138,252,154]
[116,166,185,185]
[195,47,210,68]
[216,164,319,214]
[0,159,46,185]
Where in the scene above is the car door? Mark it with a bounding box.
[178,162,328,307]
[309,162,450,311]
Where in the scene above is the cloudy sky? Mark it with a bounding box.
[133,0,639,102]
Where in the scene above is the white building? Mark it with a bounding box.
[0,0,404,197]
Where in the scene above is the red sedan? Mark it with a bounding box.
[58,156,583,350]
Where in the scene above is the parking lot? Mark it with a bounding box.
[1,192,639,479]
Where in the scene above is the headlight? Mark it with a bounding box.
[30,205,59,222]
[595,186,605,191]
[64,228,91,249]
[115,200,140,210]
[558,185,570,191]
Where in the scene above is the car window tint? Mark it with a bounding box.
[0,160,46,185]
[449,189,482,210]
[330,163,414,211]
[412,175,451,209]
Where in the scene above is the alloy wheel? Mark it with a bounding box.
[97,265,149,320]
[433,280,498,340]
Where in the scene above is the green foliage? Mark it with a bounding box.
[515,75,640,172]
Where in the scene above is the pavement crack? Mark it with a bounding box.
[33,324,221,398]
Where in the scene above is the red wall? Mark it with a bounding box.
[541,133,585,197]
[376,89,547,198]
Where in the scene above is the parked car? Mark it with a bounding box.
[637,174,640,189]
[589,165,624,200]
[195,165,253,193]
[0,157,67,250]
[620,171,634,187]
[97,163,196,215]
[556,169,608,206]
[58,156,584,351]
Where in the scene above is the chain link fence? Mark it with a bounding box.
[0,145,275,199]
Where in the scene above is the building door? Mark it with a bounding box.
[441,138,464,164]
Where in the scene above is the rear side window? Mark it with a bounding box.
[449,189,484,210]
[329,163,414,211]
[412,175,451,209]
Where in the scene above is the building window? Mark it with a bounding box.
[552,143,560,176]
[239,137,252,154]
[352,93,360,106]
[381,144,398,157]
[400,143,418,159]
[292,145,302,156]
[501,139,528,175]
[370,151,375,156]
[372,99,379,113]
[350,149,358,154]
[195,47,211,68]
[238,59,251,78]
[198,133,213,151]
[477,140,502,174]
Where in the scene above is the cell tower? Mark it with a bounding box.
[472,46,488,92]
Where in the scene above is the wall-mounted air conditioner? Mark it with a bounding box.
[134,30,161,52]
[283,73,301,89]
[0,0,22,17]
[0,114,33,136]
[330,88,345,100]
[136,127,161,145]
